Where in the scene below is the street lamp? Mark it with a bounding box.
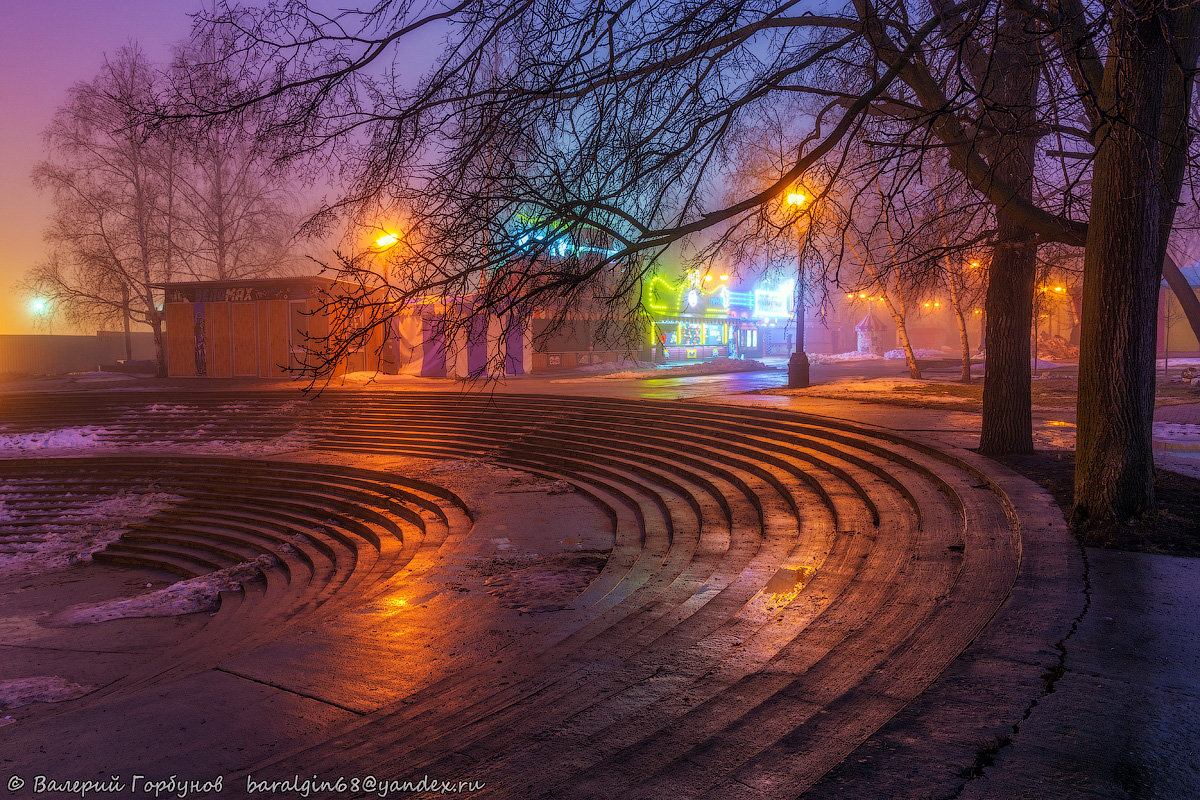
[786,190,810,388]
[375,232,400,248]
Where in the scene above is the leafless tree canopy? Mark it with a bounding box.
[173,0,1199,526]
[28,42,309,373]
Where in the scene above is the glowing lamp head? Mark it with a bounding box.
[786,192,807,208]
[375,232,399,248]
[704,275,713,282]
[29,297,51,316]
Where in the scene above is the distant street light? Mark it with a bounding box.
[28,296,53,333]
[375,232,400,248]
[787,190,811,389]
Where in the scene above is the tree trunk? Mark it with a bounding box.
[980,218,1037,453]
[947,267,972,382]
[895,317,921,379]
[121,285,133,362]
[1072,1,1171,527]
[977,1,1039,455]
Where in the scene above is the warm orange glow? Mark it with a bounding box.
[924,302,931,308]
[846,293,854,299]
[375,232,400,248]
[974,309,982,314]
[1054,286,1065,292]
[969,261,980,269]
[858,292,867,299]
[719,275,729,281]
[787,192,807,207]
[704,275,713,283]
[934,301,941,308]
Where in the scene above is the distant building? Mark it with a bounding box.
[161,277,386,378]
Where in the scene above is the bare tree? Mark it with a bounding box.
[30,46,177,374]
[168,29,306,280]
[176,0,1200,529]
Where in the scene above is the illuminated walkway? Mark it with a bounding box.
[0,389,1080,799]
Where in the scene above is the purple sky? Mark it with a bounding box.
[0,1,196,334]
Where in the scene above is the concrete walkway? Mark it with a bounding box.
[0,375,1195,799]
[698,389,1200,800]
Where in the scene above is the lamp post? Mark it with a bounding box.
[786,191,810,388]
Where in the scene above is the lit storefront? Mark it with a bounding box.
[646,271,793,360]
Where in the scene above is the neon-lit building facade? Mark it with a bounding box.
[645,271,796,360]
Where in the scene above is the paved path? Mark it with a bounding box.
[0,383,1192,799]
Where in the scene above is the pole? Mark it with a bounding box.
[788,231,811,388]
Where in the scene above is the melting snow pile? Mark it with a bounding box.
[429,458,488,473]
[0,426,106,452]
[783,377,978,406]
[495,475,574,494]
[0,676,94,710]
[188,430,308,455]
[0,489,186,577]
[808,351,884,364]
[884,348,956,359]
[52,555,277,625]
[483,551,607,613]
[1153,423,1200,444]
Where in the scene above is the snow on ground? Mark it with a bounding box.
[51,555,277,625]
[808,351,883,364]
[495,475,574,494]
[185,430,309,456]
[1153,422,1200,444]
[884,347,957,360]
[553,357,771,381]
[0,677,94,710]
[0,426,105,452]
[0,489,186,577]
[481,551,608,613]
[1033,358,1075,369]
[779,376,979,406]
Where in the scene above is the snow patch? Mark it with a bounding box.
[495,478,574,495]
[0,426,105,451]
[51,555,277,625]
[483,551,607,613]
[884,348,955,359]
[1153,423,1200,444]
[0,490,186,577]
[780,376,978,406]
[808,351,884,364]
[429,458,490,474]
[186,431,309,455]
[0,676,94,710]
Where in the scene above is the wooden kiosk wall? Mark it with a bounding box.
[163,279,382,378]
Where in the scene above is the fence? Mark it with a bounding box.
[0,332,158,376]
